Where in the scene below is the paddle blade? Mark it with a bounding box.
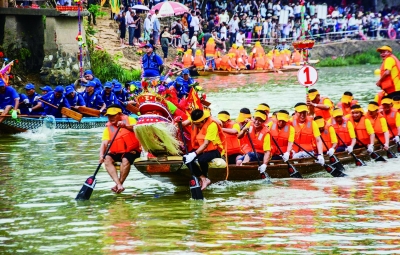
[355,158,366,166]
[397,143,400,153]
[260,171,271,182]
[189,175,203,200]
[324,164,347,177]
[287,163,302,178]
[387,150,397,159]
[371,152,387,162]
[75,176,97,200]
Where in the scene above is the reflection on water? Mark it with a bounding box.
[1,66,400,254]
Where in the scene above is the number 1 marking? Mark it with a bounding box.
[303,67,313,85]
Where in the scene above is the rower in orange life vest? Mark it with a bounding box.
[336,91,358,118]
[182,49,194,68]
[269,110,295,162]
[217,111,243,164]
[366,101,390,150]
[99,104,141,194]
[235,108,252,165]
[381,96,400,144]
[307,88,334,121]
[330,108,357,153]
[254,103,270,123]
[314,116,338,157]
[236,110,272,174]
[193,49,206,69]
[348,104,375,153]
[291,102,325,166]
[376,45,400,98]
[183,109,225,190]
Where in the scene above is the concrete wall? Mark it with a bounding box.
[376,0,400,11]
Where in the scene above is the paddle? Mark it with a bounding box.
[75,127,120,200]
[336,133,366,166]
[177,119,203,200]
[320,136,346,172]
[39,98,83,122]
[375,136,397,159]
[246,132,271,181]
[118,99,140,115]
[270,135,302,178]
[356,138,386,162]
[293,141,346,177]
[388,128,400,153]
[77,106,101,117]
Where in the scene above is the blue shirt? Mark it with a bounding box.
[0,86,19,109]
[100,90,118,107]
[114,90,131,114]
[66,92,86,107]
[18,94,30,115]
[142,53,163,78]
[81,91,105,110]
[43,92,71,118]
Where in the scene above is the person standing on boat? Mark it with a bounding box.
[366,101,390,151]
[307,88,334,121]
[269,110,294,161]
[381,96,400,142]
[0,80,19,123]
[291,103,324,165]
[348,105,375,153]
[65,85,86,110]
[99,104,141,194]
[218,111,243,164]
[81,81,106,112]
[142,43,164,81]
[237,110,271,174]
[330,108,357,153]
[314,116,338,157]
[23,83,44,115]
[376,46,400,99]
[80,70,103,93]
[183,109,225,190]
[101,82,119,108]
[42,86,71,118]
[336,91,358,117]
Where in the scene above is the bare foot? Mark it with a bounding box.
[200,178,211,190]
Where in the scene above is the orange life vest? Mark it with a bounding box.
[349,115,371,146]
[366,113,386,143]
[247,56,254,69]
[193,55,205,68]
[237,48,247,58]
[237,56,246,69]
[375,90,386,105]
[273,55,282,69]
[224,120,242,155]
[292,51,302,64]
[379,55,400,94]
[182,53,193,68]
[382,107,399,137]
[336,100,358,116]
[205,42,216,57]
[263,56,272,69]
[331,117,352,147]
[220,55,229,70]
[107,116,140,154]
[314,96,333,121]
[255,56,265,70]
[269,122,291,156]
[191,117,225,152]
[227,57,237,71]
[320,124,334,152]
[247,123,270,154]
[228,48,237,57]
[292,115,315,152]
[215,57,222,70]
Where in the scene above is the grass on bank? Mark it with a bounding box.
[316,49,400,67]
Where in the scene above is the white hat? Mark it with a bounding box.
[306,15,310,18]
[370,13,375,17]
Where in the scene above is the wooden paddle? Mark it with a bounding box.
[246,132,271,181]
[270,135,302,178]
[320,136,346,172]
[117,99,140,114]
[177,119,203,200]
[355,138,386,162]
[375,136,397,159]
[293,142,346,177]
[77,106,101,117]
[336,134,366,167]
[39,98,83,122]
[75,127,121,200]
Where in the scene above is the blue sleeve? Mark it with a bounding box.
[156,55,163,66]
[113,95,119,105]
[63,97,71,109]
[8,87,19,101]
[77,94,86,106]
[96,94,105,107]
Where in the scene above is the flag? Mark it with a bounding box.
[110,0,120,14]
[0,61,13,85]
[186,87,203,111]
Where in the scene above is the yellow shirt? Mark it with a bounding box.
[384,56,400,91]
[101,117,137,141]
[263,133,271,151]
[347,120,356,139]
[379,117,389,133]
[396,112,400,127]
[327,125,338,143]
[205,122,222,146]
[232,123,241,133]
[288,125,295,142]
[364,118,375,135]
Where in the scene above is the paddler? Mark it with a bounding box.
[100,82,118,107]
[181,69,195,87]
[99,104,141,194]
[237,110,272,174]
[42,86,71,118]
[330,108,357,153]
[218,111,243,164]
[182,49,194,68]
[269,110,294,161]
[381,96,400,143]
[348,105,375,153]
[366,101,390,150]
[291,102,325,166]
[81,81,106,112]
[254,103,270,122]
[205,37,217,71]
[335,91,358,117]
[65,85,86,110]
[23,83,43,115]
[193,49,206,69]
[80,70,103,93]
[292,49,303,65]
[252,41,265,56]
[0,79,19,123]
[376,45,400,98]
[307,88,334,121]
[227,53,239,71]
[114,82,136,114]
[39,86,53,95]
[183,109,225,190]
[314,116,338,157]
[172,77,189,99]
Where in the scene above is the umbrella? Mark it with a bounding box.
[132,4,150,11]
[149,1,189,17]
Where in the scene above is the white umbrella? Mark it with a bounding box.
[132,5,150,11]
[149,1,189,17]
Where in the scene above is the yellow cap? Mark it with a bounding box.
[239,45,244,49]
[276,112,289,122]
[377,45,392,52]
[254,104,270,112]
[333,108,343,117]
[104,107,122,116]
[315,118,325,128]
[255,41,261,46]
[254,111,267,121]
[217,113,230,122]
[351,106,364,113]
[196,50,202,56]
[367,103,379,112]
[192,109,210,123]
[393,101,400,110]
[237,112,252,123]
[381,98,393,105]
[295,104,309,113]
[308,90,319,101]
[232,44,237,49]
[341,95,353,104]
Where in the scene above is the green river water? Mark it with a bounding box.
[1,65,400,254]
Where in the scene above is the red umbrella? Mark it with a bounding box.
[150,1,189,17]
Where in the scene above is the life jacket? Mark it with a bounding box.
[228,48,237,57]
[379,55,400,94]
[247,123,270,154]
[263,55,272,70]
[227,57,237,71]
[292,115,315,152]
[193,55,205,68]
[292,50,302,64]
[107,116,140,154]
[374,90,386,105]
[220,55,230,70]
[349,115,371,146]
[314,96,333,121]
[237,48,247,58]
[366,113,386,143]
[142,53,160,71]
[320,124,334,152]
[273,55,282,69]
[382,107,399,137]
[269,122,291,156]
[224,120,242,155]
[237,56,246,69]
[215,57,222,70]
[182,53,193,68]
[336,100,358,116]
[247,56,254,69]
[205,41,216,57]
[255,56,265,70]
[191,117,225,152]
[331,117,352,147]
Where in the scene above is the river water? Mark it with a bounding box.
[1,65,400,254]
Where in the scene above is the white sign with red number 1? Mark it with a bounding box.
[297,66,318,87]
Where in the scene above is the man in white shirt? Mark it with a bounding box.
[348,14,358,31]
[144,13,152,42]
[190,32,198,56]
[219,10,229,24]
[293,3,301,19]
[228,15,239,46]
[311,14,320,35]
[284,3,293,17]
[190,11,200,34]
[126,10,136,46]
[235,30,245,46]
